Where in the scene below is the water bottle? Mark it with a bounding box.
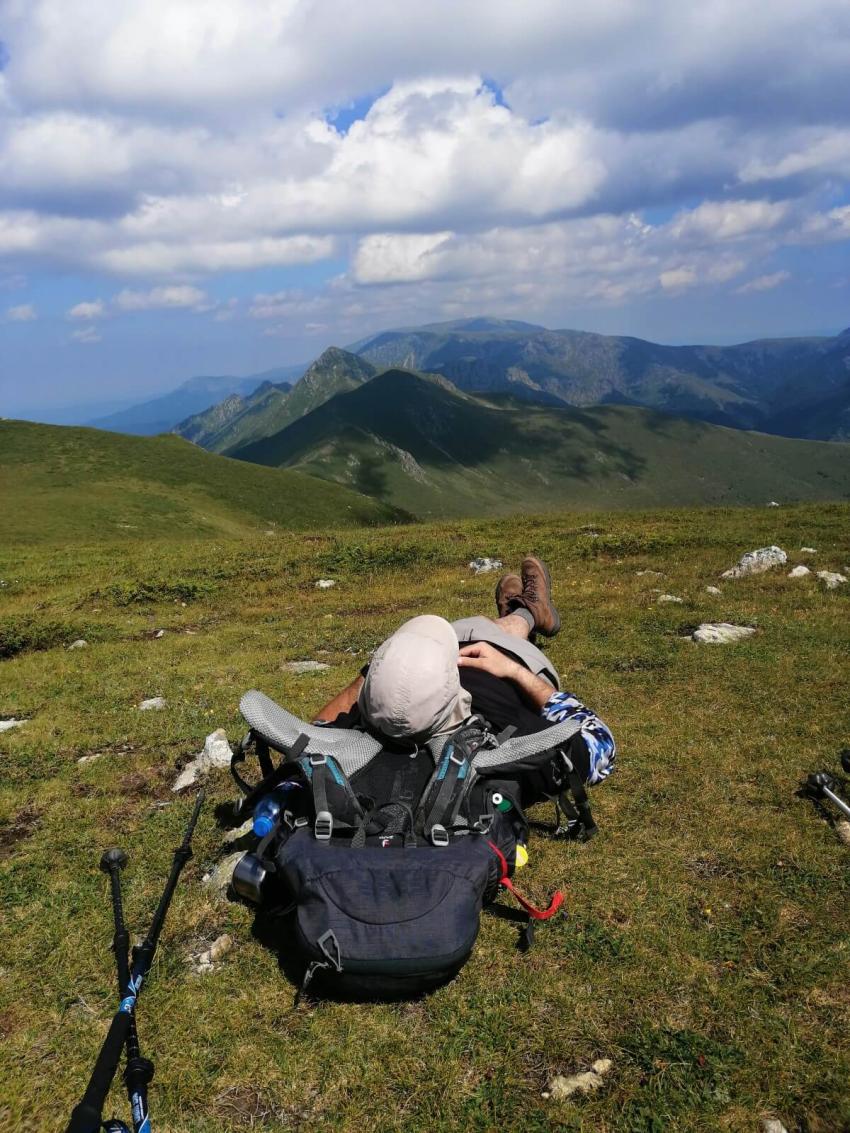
[252,782,300,837]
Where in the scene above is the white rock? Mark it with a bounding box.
[194,933,234,972]
[692,623,756,644]
[468,557,503,574]
[315,579,337,589]
[800,547,817,554]
[760,1120,789,1133]
[546,1059,613,1101]
[68,639,88,650]
[835,821,850,847]
[787,565,811,578]
[705,586,722,595]
[656,594,683,604]
[636,570,664,577]
[138,697,166,711]
[721,545,787,579]
[77,753,104,765]
[767,500,780,507]
[202,851,244,895]
[817,571,847,590]
[173,728,232,791]
[283,660,330,673]
[222,817,255,845]
[154,629,165,638]
[0,718,27,732]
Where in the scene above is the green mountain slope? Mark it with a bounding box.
[351,318,850,439]
[232,369,850,518]
[174,380,294,452]
[175,347,377,453]
[0,420,401,545]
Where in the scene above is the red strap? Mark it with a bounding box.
[487,841,565,922]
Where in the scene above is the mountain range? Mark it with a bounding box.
[230,367,850,518]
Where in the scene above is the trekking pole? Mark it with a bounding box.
[99,848,154,1133]
[807,772,850,821]
[66,790,205,1133]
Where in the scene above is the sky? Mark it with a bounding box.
[1,0,849,418]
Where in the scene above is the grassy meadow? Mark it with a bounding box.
[1,503,848,1131]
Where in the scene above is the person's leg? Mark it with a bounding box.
[495,611,534,639]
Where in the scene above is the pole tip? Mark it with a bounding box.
[100,847,128,872]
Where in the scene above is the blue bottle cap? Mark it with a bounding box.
[253,814,274,838]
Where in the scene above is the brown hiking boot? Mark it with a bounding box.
[495,573,523,619]
[513,555,561,637]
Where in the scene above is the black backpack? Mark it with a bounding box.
[228,690,595,1000]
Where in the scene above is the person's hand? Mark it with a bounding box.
[457,641,520,681]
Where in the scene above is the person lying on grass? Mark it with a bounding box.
[313,555,616,790]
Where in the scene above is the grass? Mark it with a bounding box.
[0,503,848,1131]
[0,420,401,546]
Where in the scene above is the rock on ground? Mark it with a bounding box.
[817,571,847,589]
[721,546,787,579]
[760,1120,789,1133]
[138,697,166,711]
[77,752,104,765]
[636,570,664,577]
[315,579,336,589]
[545,1059,613,1100]
[788,565,811,578]
[282,660,331,674]
[173,728,233,791]
[767,501,780,507]
[203,851,244,896]
[468,557,503,574]
[693,623,756,644]
[656,594,683,604]
[800,547,817,553]
[835,821,850,847]
[0,718,27,732]
[192,933,234,973]
[68,639,88,650]
[705,586,722,595]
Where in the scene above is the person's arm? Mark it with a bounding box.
[457,642,554,710]
[458,642,616,784]
[312,674,365,725]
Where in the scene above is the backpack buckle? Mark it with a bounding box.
[310,753,327,767]
[430,824,449,847]
[315,810,333,840]
[473,814,493,835]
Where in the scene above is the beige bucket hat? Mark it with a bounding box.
[359,615,473,741]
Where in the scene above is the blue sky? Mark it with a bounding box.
[1,2,849,418]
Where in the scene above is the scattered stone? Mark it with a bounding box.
[835,820,850,847]
[154,629,165,639]
[545,1058,613,1101]
[817,571,847,590]
[77,752,104,766]
[173,728,233,792]
[788,565,811,578]
[705,586,722,595]
[468,557,503,574]
[721,546,787,579]
[282,660,330,674]
[636,570,664,577]
[203,852,244,895]
[315,579,337,589]
[264,530,276,537]
[0,718,28,732]
[760,1120,789,1133]
[800,547,817,554]
[138,697,166,711]
[656,594,683,604]
[767,500,780,507]
[692,623,756,644]
[223,817,255,845]
[193,933,234,973]
[68,639,88,650]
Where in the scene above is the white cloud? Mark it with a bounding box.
[736,270,791,293]
[4,303,37,321]
[114,285,208,311]
[70,325,101,343]
[68,299,105,319]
